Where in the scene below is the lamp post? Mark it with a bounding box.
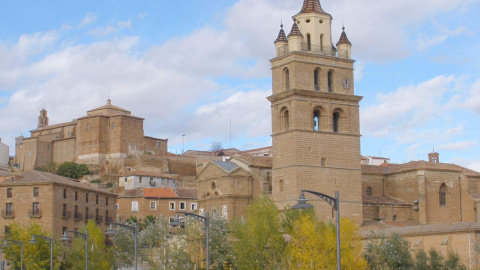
[106,222,138,270]
[170,212,209,270]
[60,230,89,270]
[292,190,341,270]
[29,235,53,270]
[2,239,24,270]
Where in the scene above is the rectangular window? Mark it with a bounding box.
[47,144,50,150]
[191,203,198,211]
[85,207,89,218]
[33,187,39,197]
[321,158,326,167]
[6,203,13,215]
[75,191,78,201]
[116,204,119,210]
[150,201,156,210]
[96,195,99,204]
[124,178,127,182]
[157,142,161,150]
[33,202,40,215]
[87,123,90,131]
[112,122,115,130]
[86,193,89,203]
[63,189,67,199]
[7,188,12,198]
[169,217,175,227]
[106,197,109,206]
[63,204,67,216]
[131,201,138,212]
[169,202,175,211]
[149,178,155,187]
[179,202,186,210]
[139,176,142,183]
[62,227,67,235]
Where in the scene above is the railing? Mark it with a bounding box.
[74,212,83,220]
[276,42,337,57]
[28,209,42,218]
[1,210,14,219]
[105,216,113,224]
[85,214,94,221]
[95,216,103,223]
[62,211,71,219]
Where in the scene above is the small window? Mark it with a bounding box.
[169,217,175,227]
[392,215,397,221]
[321,158,326,167]
[75,191,78,201]
[86,123,90,131]
[62,227,67,235]
[284,68,290,91]
[314,110,320,131]
[157,142,162,150]
[307,34,311,51]
[85,207,89,218]
[333,112,340,132]
[67,131,71,137]
[191,203,198,211]
[328,70,333,92]
[124,178,127,182]
[62,204,67,216]
[33,187,39,197]
[149,178,155,187]
[112,122,115,130]
[180,202,186,210]
[32,202,40,214]
[366,187,372,196]
[211,182,216,190]
[116,204,119,210]
[279,180,284,191]
[139,176,142,184]
[7,188,12,198]
[47,144,50,150]
[314,69,320,90]
[150,201,156,210]
[320,34,324,51]
[169,202,175,211]
[86,193,89,203]
[63,189,67,199]
[96,195,99,204]
[131,201,138,212]
[106,197,109,206]
[439,183,447,206]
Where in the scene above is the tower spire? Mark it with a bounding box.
[336,26,352,46]
[299,0,329,15]
[274,23,288,43]
[288,18,303,38]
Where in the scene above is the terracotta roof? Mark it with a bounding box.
[360,222,480,238]
[175,187,197,199]
[121,170,178,180]
[231,156,272,168]
[275,24,288,43]
[363,195,412,206]
[336,27,352,46]
[288,20,303,38]
[87,99,130,114]
[362,161,480,177]
[143,188,177,198]
[1,170,116,196]
[30,120,77,133]
[299,0,329,15]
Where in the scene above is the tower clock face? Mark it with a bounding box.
[342,78,351,90]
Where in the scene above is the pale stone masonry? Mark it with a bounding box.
[15,99,168,171]
[0,170,117,237]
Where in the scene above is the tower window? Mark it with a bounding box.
[320,34,324,51]
[328,70,333,92]
[313,110,320,131]
[439,183,447,206]
[86,123,90,132]
[314,69,320,90]
[307,34,311,51]
[284,68,290,91]
[280,108,289,131]
[333,112,340,132]
[366,187,372,196]
[112,122,115,130]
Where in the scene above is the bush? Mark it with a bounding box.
[106,182,114,188]
[90,179,101,184]
[56,162,90,179]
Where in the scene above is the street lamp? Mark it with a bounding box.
[2,239,23,270]
[170,212,209,270]
[292,190,341,270]
[60,230,89,270]
[106,222,138,270]
[29,235,53,270]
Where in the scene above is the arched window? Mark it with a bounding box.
[314,69,320,90]
[307,34,311,51]
[366,187,372,196]
[320,34,324,52]
[328,70,333,92]
[313,110,320,131]
[284,68,290,91]
[283,110,289,131]
[333,112,340,132]
[439,183,447,206]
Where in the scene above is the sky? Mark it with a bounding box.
[0,0,479,170]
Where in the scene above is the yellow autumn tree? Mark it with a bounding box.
[286,212,367,270]
[2,222,62,270]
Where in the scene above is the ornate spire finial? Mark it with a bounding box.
[342,24,345,31]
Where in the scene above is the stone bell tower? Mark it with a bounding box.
[268,0,363,224]
[38,109,49,129]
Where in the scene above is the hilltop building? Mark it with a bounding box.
[15,100,168,171]
[0,139,8,170]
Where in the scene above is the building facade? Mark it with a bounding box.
[0,139,8,170]
[116,187,197,224]
[0,170,117,238]
[269,0,362,224]
[15,100,168,171]
[119,171,177,190]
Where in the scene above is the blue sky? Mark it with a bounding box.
[0,0,479,170]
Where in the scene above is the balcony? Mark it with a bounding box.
[1,210,14,219]
[62,211,71,219]
[85,214,94,221]
[276,42,337,58]
[74,212,83,221]
[28,209,42,218]
[105,216,113,224]
[95,216,103,223]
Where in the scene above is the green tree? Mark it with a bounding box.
[61,220,113,270]
[35,161,57,173]
[56,162,90,179]
[364,233,413,270]
[207,211,234,270]
[2,223,62,270]
[413,249,429,270]
[231,197,286,270]
[428,249,444,270]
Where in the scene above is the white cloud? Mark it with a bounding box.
[88,19,132,37]
[416,26,469,51]
[79,13,97,27]
[437,141,478,150]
